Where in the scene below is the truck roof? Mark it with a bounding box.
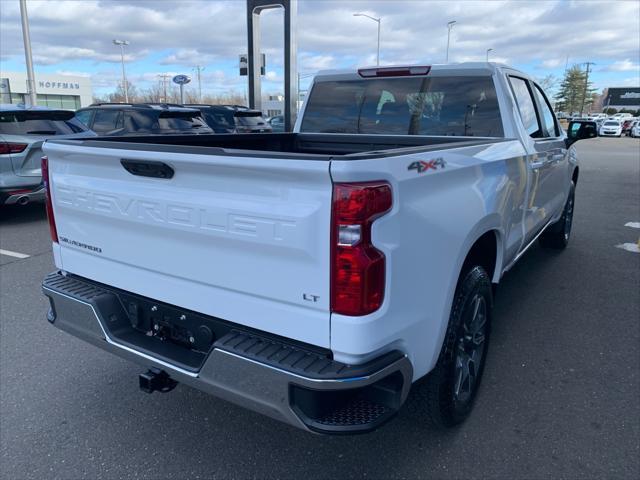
[314,62,525,82]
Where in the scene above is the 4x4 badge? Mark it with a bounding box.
[408,158,446,174]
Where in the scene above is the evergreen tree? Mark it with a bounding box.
[554,65,597,114]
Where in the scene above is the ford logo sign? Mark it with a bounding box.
[172,75,191,85]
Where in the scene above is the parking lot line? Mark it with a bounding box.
[0,249,30,259]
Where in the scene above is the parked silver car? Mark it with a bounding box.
[0,104,95,206]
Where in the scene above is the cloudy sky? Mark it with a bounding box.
[1,0,639,98]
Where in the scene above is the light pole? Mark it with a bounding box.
[297,72,315,110]
[193,65,205,102]
[113,39,130,102]
[158,74,170,103]
[486,48,493,62]
[19,0,37,106]
[353,13,381,66]
[446,20,456,63]
[580,61,595,116]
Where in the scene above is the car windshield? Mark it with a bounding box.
[300,75,504,137]
[0,110,89,135]
[604,121,619,126]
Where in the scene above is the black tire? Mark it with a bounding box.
[414,266,492,428]
[539,181,576,249]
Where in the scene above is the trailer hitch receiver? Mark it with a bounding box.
[139,368,178,394]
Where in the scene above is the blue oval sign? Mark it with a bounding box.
[172,74,191,85]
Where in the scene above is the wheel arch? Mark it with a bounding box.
[455,218,504,287]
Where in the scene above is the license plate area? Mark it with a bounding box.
[94,288,234,372]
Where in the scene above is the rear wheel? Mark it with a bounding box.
[539,181,575,249]
[415,266,492,427]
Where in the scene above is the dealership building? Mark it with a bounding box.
[603,87,640,112]
[0,71,92,110]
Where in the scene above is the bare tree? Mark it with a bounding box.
[537,74,559,95]
[106,81,138,103]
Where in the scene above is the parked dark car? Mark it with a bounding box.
[621,119,636,135]
[74,103,213,136]
[267,115,285,132]
[185,104,272,133]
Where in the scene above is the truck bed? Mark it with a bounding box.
[48,132,506,159]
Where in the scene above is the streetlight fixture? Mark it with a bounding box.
[353,13,381,66]
[486,48,493,62]
[446,20,456,63]
[112,39,130,102]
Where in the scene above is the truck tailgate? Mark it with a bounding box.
[43,141,332,347]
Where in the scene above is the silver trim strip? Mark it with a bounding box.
[504,218,554,272]
[215,348,407,385]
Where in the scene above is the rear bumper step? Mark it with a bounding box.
[42,271,412,434]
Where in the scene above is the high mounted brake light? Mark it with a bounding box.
[357,66,431,78]
[41,156,58,243]
[331,182,392,316]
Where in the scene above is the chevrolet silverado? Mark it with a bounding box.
[41,63,596,434]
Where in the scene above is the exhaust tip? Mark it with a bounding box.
[17,195,30,206]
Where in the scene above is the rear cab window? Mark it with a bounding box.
[0,110,89,135]
[300,75,504,137]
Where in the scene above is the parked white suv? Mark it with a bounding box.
[41,63,596,434]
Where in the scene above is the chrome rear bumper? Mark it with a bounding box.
[43,271,412,434]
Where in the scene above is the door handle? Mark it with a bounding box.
[530,160,547,169]
[121,159,174,179]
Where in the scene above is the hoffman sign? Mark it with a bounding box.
[39,81,81,90]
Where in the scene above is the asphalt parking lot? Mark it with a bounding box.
[1,137,639,480]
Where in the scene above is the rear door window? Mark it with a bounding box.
[508,77,541,138]
[0,110,89,135]
[74,109,93,127]
[204,110,235,130]
[234,112,267,126]
[92,109,123,133]
[300,75,503,137]
[157,112,209,131]
[532,84,559,137]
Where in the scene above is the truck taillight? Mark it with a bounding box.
[0,142,28,154]
[331,182,392,316]
[41,156,58,243]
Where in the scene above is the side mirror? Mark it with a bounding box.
[566,121,598,147]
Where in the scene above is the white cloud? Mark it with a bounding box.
[601,59,640,73]
[1,0,639,95]
[55,70,92,77]
[540,59,564,69]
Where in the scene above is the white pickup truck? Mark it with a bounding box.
[41,63,596,434]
